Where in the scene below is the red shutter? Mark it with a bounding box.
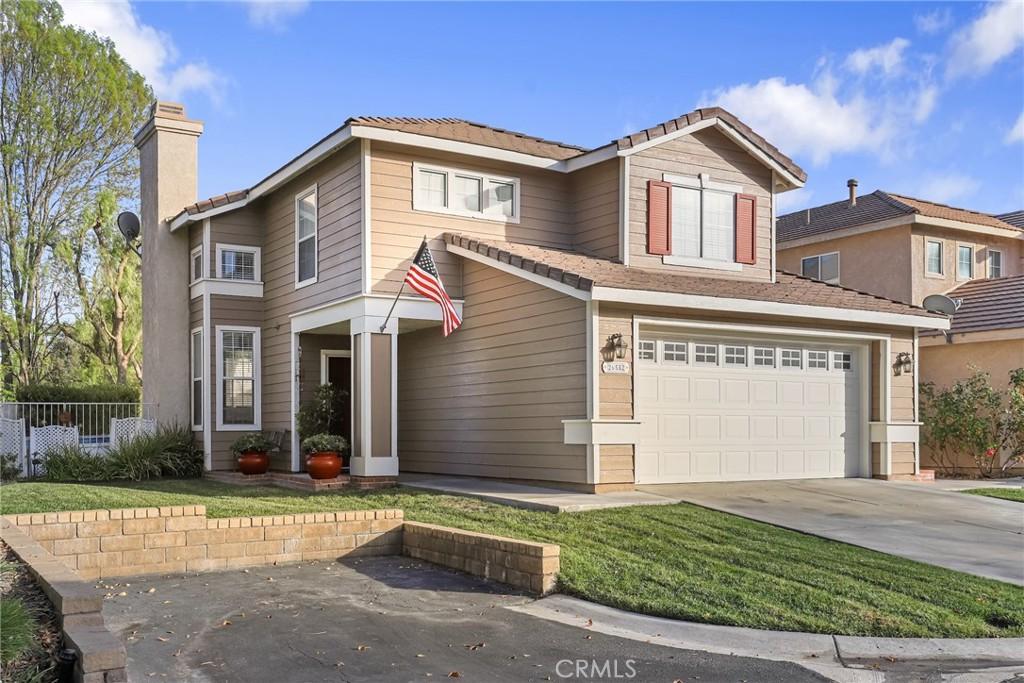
[734,193,757,265]
[647,180,672,255]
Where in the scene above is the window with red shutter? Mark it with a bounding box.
[647,180,672,255]
[734,193,756,265]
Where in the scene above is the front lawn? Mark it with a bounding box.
[2,479,1022,638]
[965,487,1024,503]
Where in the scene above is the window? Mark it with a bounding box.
[801,252,840,284]
[295,186,317,287]
[781,349,802,368]
[190,329,203,430]
[217,245,260,281]
[833,351,852,371]
[807,350,828,369]
[413,163,519,222]
[191,246,204,283]
[925,240,943,275]
[988,249,1002,278]
[694,344,718,365]
[753,347,775,367]
[663,341,687,363]
[217,327,260,430]
[670,177,736,262]
[724,345,747,366]
[638,340,656,362]
[957,245,973,279]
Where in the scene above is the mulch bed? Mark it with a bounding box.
[1,540,60,683]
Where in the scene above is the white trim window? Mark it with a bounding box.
[295,185,318,287]
[663,341,687,363]
[988,249,1002,278]
[191,246,204,283]
[801,252,840,284]
[190,329,203,430]
[753,347,775,367]
[217,244,261,282]
[637,339,656,362]
[413,162,520,222]
[216,326,261,430]
[833,351,853,371]
[807,349,828,369]
[723,345,747,366]
[957,245,974,279]
[694,343,718,365]
[666,174,741,268]
[925,240,943,275]
[781,348,802,369]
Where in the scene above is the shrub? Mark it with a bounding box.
[39,445,110,481]
[39,425,202,482]
[296,384,347,439]
[15,383,140,404]
[0,454,19,484]
[0,597,35,665]
[301,433,348,454]
[230,433,278,456]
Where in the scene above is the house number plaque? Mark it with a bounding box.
[602,361,630,374]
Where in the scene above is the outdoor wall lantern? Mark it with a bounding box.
[894,352,913,375]
[602,334,628,362]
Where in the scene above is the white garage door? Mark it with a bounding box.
[635,333,864,484]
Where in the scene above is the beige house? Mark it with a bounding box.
[777,185,1023,472]
[136,102,947,491]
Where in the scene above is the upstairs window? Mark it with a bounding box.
[414,163,519,222]
[217,245,260,282]
[191,246,204,283]
[801,252,840,285]
[295,186,318,287]
[671,183,734,262]
[925,240,943,275]
[988,249,1002,278]
[957,245,973,279]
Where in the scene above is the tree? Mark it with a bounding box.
[0,0,151,390]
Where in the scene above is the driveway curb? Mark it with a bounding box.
[510,595,1024,679]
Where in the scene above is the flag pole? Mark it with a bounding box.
[379,236,426,333]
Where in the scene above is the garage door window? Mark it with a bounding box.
[724,345,747,366]
[781,349,802,368]
[663,341,687,363]
[833,351,853,371]
[753,347,775,367]
[694,344,718,365]
[807,350,828,369]
[638,340,656,362]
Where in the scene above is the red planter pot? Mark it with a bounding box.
[237,450,270,475]
[306,451,343,480]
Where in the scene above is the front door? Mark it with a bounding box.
[322,352,352,451]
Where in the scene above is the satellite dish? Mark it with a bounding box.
[117,211,140,242]
[922,294,959,315]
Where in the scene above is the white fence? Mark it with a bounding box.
[0,402,155,477]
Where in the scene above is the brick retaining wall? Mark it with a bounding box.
[3,507,404,580]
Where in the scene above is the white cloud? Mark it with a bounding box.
[775,188,814,214]
[244,0,310,29]
[58,0,225,103]
[914,8,952,35]
[913,173,981,204]
[913,85,939,123]
[1008,112,1024,144]
[844,38,910,77]
[946,0,1024,80]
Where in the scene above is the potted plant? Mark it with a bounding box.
[302,433,348,480]
[230,433,277,475]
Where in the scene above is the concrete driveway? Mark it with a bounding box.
[102,557,824,682]
[638,478,1024,585]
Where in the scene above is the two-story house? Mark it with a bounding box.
[776,183,1023,472]
[136,102,946,491]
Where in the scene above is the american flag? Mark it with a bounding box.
[404,239,462,336]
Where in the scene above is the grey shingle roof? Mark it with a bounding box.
[921,275,1024,337]
[996,210,1024,229]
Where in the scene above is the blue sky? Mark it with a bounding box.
[62,1,1024,215]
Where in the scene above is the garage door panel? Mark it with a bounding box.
[635,335,863,484]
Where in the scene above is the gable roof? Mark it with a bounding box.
[921,275,1024,337]
[996,210,1024,229]
[778,190,1021,243]
[444,233,945,327]
[172,107,805,225]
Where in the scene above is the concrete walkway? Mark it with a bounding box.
[638,478,1024,585]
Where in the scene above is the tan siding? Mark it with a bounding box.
[889,332,915,422]
[369,142,573,298]
[891,442,916,475]
[571,159,620,258]
[628,127,773,281]
[397,261,588,482]
[208,205,263,275]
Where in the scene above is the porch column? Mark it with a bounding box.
[349,316,398,478]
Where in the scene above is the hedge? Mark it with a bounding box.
[14,384,141,404]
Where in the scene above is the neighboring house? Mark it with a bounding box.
[135,102,946,491]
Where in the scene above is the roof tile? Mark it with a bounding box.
[921,275,1024,337]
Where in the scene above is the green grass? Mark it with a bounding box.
[2,479,1023,638]
[0,598,35,665]
[965,487,1024,503]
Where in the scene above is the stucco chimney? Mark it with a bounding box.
[847,178,858,207]
[134,101,204,426]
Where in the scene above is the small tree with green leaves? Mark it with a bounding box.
[996,368,1024,474]
[295,384,348,440]
[920,370,1003,476]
